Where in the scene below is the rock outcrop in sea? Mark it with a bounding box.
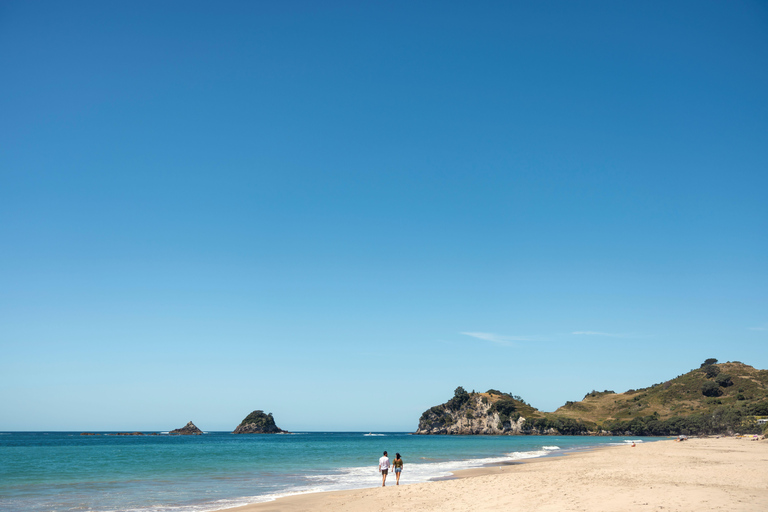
[169,421,203,435]
[232,410,286,434]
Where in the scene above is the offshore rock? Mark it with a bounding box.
[233,410,286,434]
[169,421,203,435]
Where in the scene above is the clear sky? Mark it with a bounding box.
[1,1,766,432]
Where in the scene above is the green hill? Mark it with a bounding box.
[555,359,768,435]
[416,360,768,436]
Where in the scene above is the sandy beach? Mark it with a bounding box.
[224,437,767,512]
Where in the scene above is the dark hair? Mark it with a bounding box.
[383,451,387,455]
[395,453,401,459]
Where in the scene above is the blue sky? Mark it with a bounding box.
[1,1,766,431]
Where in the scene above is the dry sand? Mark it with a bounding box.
[223,437,767,512]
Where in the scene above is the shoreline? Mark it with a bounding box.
[217,441,624,511]
[220,437,768,512]
[219,438,617,510]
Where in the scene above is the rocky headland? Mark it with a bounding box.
[233,410,286,434]
[416,360,768,436]
[415,387,537,435]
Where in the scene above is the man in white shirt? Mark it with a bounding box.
[378,451,390,486]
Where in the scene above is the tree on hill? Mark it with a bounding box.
[701,358,718,368]
[447,386,470,410]
[705,365,721,378]
[715,374,733,387]
[701,381,722,397]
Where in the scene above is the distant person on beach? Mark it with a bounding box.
[392,453,403,485]
[378,451,390,486]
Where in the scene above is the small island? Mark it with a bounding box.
[169,421,203,435]
[232,410,286,434]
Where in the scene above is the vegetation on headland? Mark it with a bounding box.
[417,387,598,435]
[416,359,768,436]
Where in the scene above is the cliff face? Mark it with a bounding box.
[415,388,536,435]
[233,410,286,434]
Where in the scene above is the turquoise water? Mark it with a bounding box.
[0,432,662,512]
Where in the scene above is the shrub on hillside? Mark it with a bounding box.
[584,390,615,399]
[705,365,721,378]
[745,400,768,416]
[715,374,733,387]
[490,397,519,424]
[524,416,593,435]
[702,381,722,397]
[603,403,760,436]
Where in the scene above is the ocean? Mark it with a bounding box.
[0,432,661,512]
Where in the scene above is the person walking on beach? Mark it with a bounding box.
[378,451,390,487]
[392,453,403,485]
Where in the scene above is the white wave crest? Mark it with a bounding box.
[507,450,550,460]
[542,446,560,451]
[76,447,565,512]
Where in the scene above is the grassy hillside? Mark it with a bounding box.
[555,361,768,421]
[418,360,768,436]
[553,360,768,435]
